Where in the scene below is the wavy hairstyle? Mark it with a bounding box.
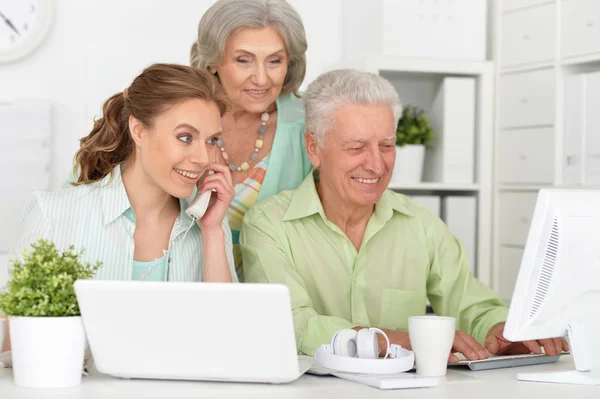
[190,0,307,96]
[72,63,229,185]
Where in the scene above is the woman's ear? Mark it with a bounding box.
[128,115,144,146]
[304,131,321,168]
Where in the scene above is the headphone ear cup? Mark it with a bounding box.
[331,329,358,357]
[356,328,380,359]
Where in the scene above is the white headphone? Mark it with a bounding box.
[314,328,415,374]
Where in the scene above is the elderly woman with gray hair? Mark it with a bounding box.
[190,0,312,281]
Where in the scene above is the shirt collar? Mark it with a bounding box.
[100,165,132,226]
[282,169,326,221]
[282,170,413,222]
[100,165,193,226]
[374,188,414,221]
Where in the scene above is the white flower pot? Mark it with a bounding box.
[9,316,86,388]
[390,144,425,185]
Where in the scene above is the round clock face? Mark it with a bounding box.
[0,0,52,63]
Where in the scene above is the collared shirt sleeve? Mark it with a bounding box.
[424,211,508,344]
[10,192,53,266]
[240,207,356,355]
[222,216,238,283]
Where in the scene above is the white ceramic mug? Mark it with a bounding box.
[408,315,456,377]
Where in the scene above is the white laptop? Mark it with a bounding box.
[74,280,312,383]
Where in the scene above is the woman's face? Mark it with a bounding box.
[210,26,288,114]
[131,98,222,199]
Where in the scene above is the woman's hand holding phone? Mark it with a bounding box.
[195,162,234,232]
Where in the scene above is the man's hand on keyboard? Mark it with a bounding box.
[448,330,490,363]
[484,322,569,356]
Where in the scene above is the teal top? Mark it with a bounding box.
[229,93,313,246]
[254,93,312,202]
[132,256,168,281]
[124,208,168,281]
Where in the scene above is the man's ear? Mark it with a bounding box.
[304,131,321,169]
[128,115,144,146]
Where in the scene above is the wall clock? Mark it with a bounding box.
[0,0,53,63]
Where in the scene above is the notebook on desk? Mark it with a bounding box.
[74,281,312,384]
[331,372,439,390]
[305,359,438,389]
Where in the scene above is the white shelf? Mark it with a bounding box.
[388,183,480,192]
[498,184,550,192]
[346,57,493,77]
[561,53,600,67]
[502,1,554,15]
[553,184,600,190]
[500,61,554,75]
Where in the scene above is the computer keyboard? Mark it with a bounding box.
[449,352,568,371]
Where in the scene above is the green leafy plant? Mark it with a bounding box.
[396,105,435,147]
[0,239,101,317]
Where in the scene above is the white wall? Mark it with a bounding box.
[0,0,343,286]
[0,0,342,190]
[0,0,492,286]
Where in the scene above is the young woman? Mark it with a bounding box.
[13,63,236,284]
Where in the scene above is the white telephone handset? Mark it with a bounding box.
[185,169,216,220]
[185,190,211,220]
[168,169,216,260]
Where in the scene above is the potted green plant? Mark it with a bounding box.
[0,239,100,388]
[391,105,435,185]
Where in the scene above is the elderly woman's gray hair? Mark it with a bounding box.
[303,69,402,147]
[190,0,307,95]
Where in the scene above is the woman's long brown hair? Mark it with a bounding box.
[72,63,229,185]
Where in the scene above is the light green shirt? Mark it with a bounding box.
[241,171,508,355]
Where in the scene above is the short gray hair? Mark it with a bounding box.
[303,69,402,147]
[190,0,307,95]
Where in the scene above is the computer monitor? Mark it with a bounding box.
[504,189,600,385]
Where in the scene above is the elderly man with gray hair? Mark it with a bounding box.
[240,69,568,361]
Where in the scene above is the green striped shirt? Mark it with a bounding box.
[11,165,237,282]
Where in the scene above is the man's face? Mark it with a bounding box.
[308,103,397,208]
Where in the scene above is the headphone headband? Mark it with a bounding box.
[316,328,415,374]
[315,344,414,374]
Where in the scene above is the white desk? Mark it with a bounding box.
[0,357,598,398]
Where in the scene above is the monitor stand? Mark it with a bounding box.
[517,319,600,385]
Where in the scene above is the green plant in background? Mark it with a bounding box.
[396,104,435,147]
[0,239,101,317]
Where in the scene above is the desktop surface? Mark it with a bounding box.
[0,357,598,398]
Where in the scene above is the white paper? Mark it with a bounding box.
[424,77,476,183]
[443,196,477,275]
